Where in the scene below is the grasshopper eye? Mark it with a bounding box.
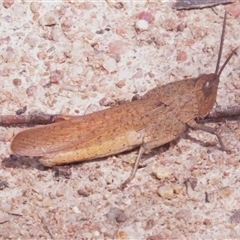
[202,79,213,98]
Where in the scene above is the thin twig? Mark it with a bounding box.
[0,106,239,127]
[173,0,234,10]
[198,106,240,123]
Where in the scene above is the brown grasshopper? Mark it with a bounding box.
[11,12,238,187]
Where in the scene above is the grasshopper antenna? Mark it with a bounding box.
[216,11,239,77]
[215,11,227,75]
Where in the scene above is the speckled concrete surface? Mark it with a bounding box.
[0,1,240,239]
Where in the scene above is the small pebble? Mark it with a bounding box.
[131,69,143,79]
[177,22,186,32]
[12,3,25,16]
[165,18,178,31]
[39,11,57,26]
[203,218,211,226]
[52,166,72,179]
[116,28,125,36]
[92,229,101,237]
[24,34,39,47]
[37,51,47,60]
[0,128,14,142]
[99,97,111,106]
[138,11,154,23]
[26,85,38,96]
[115,231,128,239]
[115,80,125,88]
[84,104,100,115]
[175,209,191,222]
[230,209,240,223]
[56,188,65,197]
[182,66,194,77]
[107,207,127,223]
[50,69,64,84]
[145,219,156,230]
[184,177,197,190]
[0,36,11,44]
[0,213,11,224]
[30,2,41,13]
[172,183,182,194]
[218,186,232,198]
[114,2,124,9]
[176,51,187,62]
[32,182,44,194]
[33,12,39,21]
[77,189,90,197]
[226,3,240,18]
[190,26,208,39]
[148,72,155,78]
[3,15,12,23]
[42,200,51,208]
[2,46,15,62]
[21,54,33,63]
[157,185,174,199]
[35,194,43,201]
[78,2,96,10]
[13,78,22,86]
[49,192,56,199]
[0,201,11,212]
[135,19,149,31]
[147,235,163,240]
[102,57,117,73]
[152,165,172,180]
[51,26,62,41]
[109,40,128,55]
[16,106,27,115]
[0,180,8,190]
[72,206,80,214]
[3,0,14,8]
[185,182,198,200]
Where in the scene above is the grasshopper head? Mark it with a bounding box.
[195,73,219,118]
[193,12,238,119]
[194,47,238,119]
